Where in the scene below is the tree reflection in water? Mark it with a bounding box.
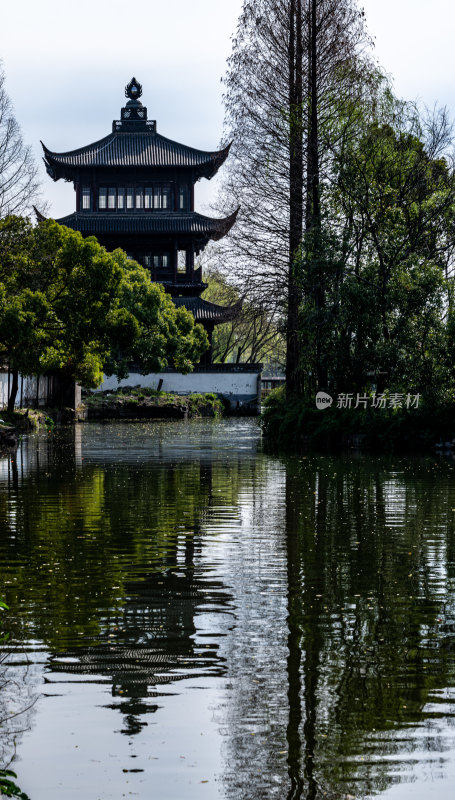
[0,427,243,743]
[1,426,455,799]
[220,454,455,799]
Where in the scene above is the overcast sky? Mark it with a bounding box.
[0,0,453,218]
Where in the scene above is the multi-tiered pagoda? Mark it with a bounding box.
[41,77,238,362]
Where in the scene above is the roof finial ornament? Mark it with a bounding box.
[125,77,142,101]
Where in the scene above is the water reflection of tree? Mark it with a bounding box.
[289,458,455,798]
[5,431,455,796]
[0,424,262,737]
[221,455,455,799]
[0,635,38,791]
[0,432,232,645]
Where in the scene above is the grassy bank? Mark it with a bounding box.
[0,408,53,447]
[0,408,51,431]
[83,387,225,420]
[261,387,455,453]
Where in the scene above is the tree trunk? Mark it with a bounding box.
[286,0,304,398]
[7,369,19,412]
[306,0,327,392]
[306,0,320,231]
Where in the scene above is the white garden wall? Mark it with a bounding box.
[0,373,49,410]
[94,366,262,413]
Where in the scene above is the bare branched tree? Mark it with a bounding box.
[214,0,373,394]
[0,63,41,218]
[203,270,286,368]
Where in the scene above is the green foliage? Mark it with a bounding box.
[303,101,455,402]
[0,218,209,402]
[186,392,223,418]
[0,217,123,386]
[0,770,31,799]
[84,388,224,418]
[262,387,455,452]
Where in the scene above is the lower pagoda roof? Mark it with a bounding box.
[173,296,241,324]
[54,210,238,241]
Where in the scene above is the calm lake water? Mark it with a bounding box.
[1,419,455,799]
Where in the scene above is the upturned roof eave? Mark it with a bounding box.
[210,206,240,240]
[40,134,232,179]
[173,295,242,324]
[50,208,240,241]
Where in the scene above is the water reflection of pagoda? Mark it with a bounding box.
[40,77,239,359]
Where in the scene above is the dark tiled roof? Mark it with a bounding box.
[173,296,241,323]
[162,282,207,291]
[41,133,231,179]
[54,210,238,241]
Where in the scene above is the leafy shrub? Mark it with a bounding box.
[261,388,455,452]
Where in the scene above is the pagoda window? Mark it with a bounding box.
[108,188,116,209]
[135,189,143,209]
[152,253,170,268]
[126,188,134,209]
[179,187,188,210]
[144,255,151,268]
[162,188,171,209]
[98,188,107,209]
[134,185,172,210]
[144,188,153,209]
[117,188,125,210]
[81,187,91,210]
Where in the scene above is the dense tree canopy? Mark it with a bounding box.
[0,217,208,409]
[318,103,455,398]
[220,0,455,415]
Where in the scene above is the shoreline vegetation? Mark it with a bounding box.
[0,390,226,446]
[0,409,52,448]
[3,387,455,454]
[261,386,455,453]
[82,387,225,420]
